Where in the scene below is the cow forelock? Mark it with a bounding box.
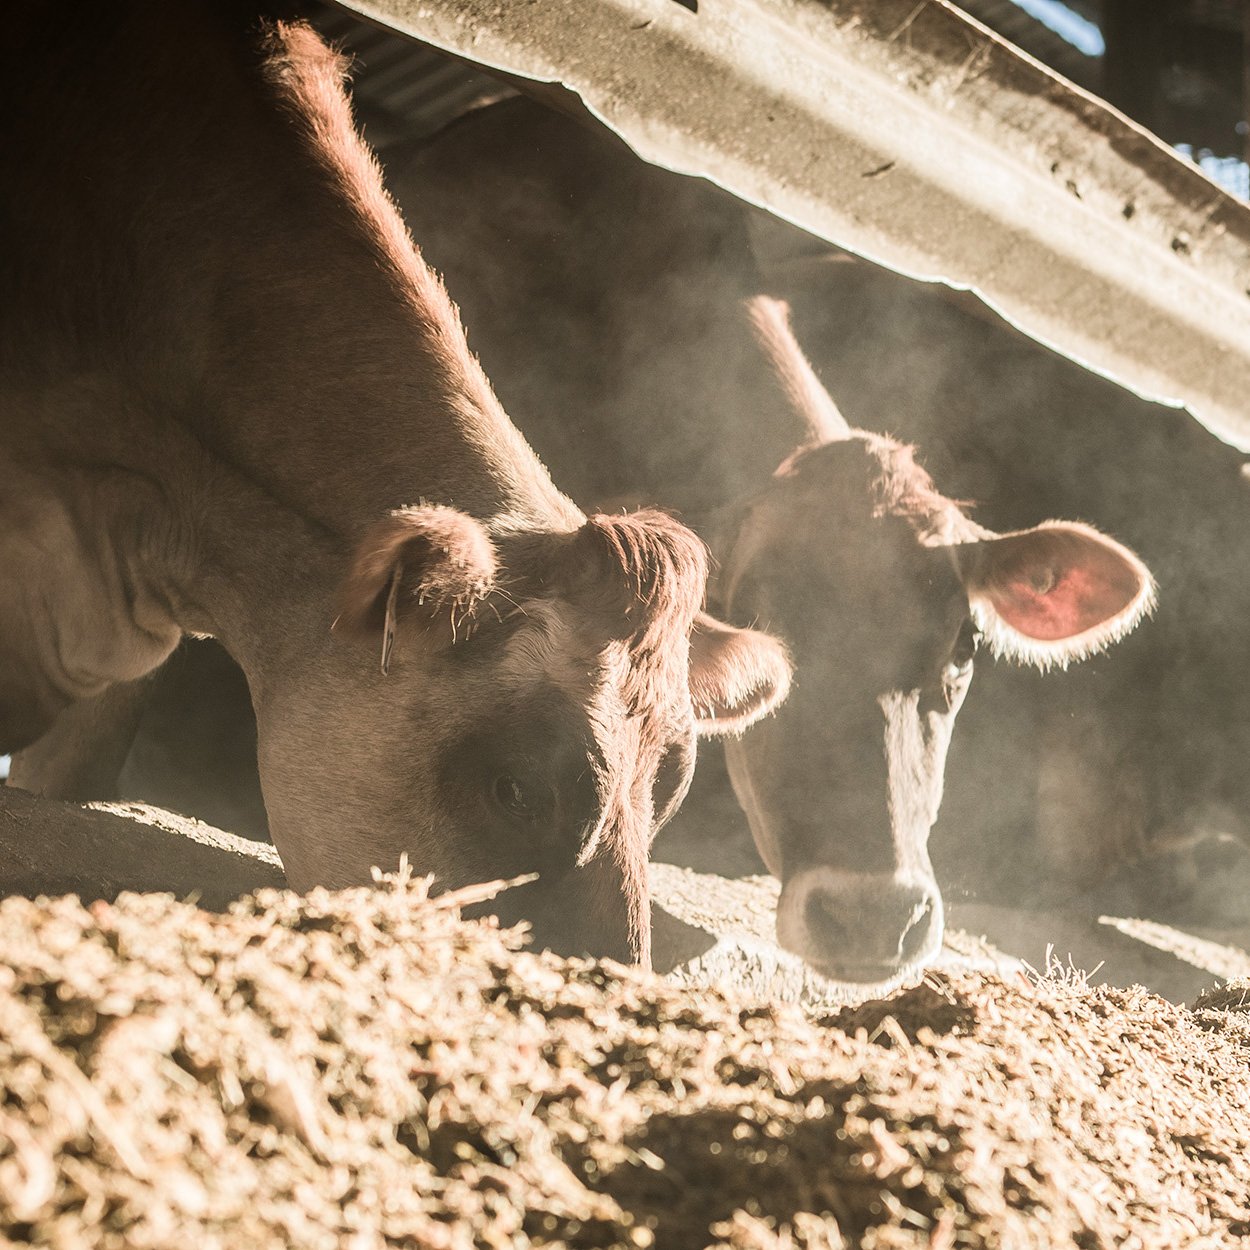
[496,597,693,816]
[497,596,687,720]
[779,435,978,545]
[481,591,690,970]
[585,511,708,653]
[498,512,706,670]
[495,510,705,775]
[726,436,975,609]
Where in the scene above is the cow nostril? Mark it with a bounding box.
[790,879,943,979]
[804,890,851,954]
[898,894,937,967]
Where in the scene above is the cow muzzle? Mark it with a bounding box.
[471,857,648,968]
[775,868,944,986]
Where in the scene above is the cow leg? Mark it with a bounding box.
[7,678,152,801]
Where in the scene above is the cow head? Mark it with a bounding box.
[253,504,790,968]
[716,300,1155,986]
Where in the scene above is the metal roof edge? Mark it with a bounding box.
[334,0,1250,448]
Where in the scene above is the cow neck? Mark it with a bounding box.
[189,207,584,542]
[0,377,335,723]
[171,453,348,695]
[4,6,581,548]
[197,18,582,543]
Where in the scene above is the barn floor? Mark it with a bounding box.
[3,866,1250,1249]
[4,781,1250,1244]
[5,686,1250,1248]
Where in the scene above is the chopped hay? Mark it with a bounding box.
[2,874,1249,1249]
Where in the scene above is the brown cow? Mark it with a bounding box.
[110,95,1156,986]
[778,257,1250,910]
[0,5,791,965]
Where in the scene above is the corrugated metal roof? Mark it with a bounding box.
[306,2,503,150]
[310,0,1112,140]
[319,0,1250,449]
[955,0,1101,89]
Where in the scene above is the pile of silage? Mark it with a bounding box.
[1,874,1249,1250]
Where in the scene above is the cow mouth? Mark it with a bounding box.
[806,956,931,991]
[465,865,645,966]
[775,871,945,990]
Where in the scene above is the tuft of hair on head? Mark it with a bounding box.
[589,510,709,636]
[517,510,710,647]
[955,520,1157,672]
[745,295,851,446]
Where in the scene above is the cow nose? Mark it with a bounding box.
[803,886,936,968]
[777,871,944,984]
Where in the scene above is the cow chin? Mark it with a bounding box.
[775,867,945,987]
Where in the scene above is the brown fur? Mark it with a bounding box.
[779,435,981,548]
[506,511,708,650]
[335,506,499,639]
[257,23,506,429]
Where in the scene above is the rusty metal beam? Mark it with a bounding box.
[336,0,1250,448]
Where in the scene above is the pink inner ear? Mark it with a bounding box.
[980,529,1145,642]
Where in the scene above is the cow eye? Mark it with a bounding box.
[951,618,981,671]
[492,773,552,823]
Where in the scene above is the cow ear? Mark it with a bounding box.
[335,506,497,659]
[689,611,792,737]
[953,521,1155,669]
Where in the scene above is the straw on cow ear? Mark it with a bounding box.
[334,505,497,667]
[953,521,1156,670]
[689,611,793,737]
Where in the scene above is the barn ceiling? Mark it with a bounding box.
[320,0,1250,449]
